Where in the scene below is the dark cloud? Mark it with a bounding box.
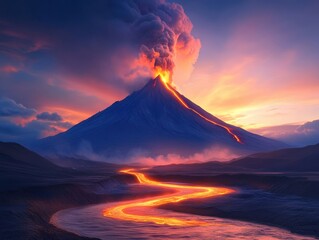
[251,119,319,147]
[0,97,36,118]
[0,117,73,144]
[291,120,319,146]
[0,96,73,144]
[0,118,54,143]
[36,112,63,122]
[297,120,319,133]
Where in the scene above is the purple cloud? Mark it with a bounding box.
[0,97,73,143]
[36,112,63,122]
[251,119,319,147]
[0,97,36,118]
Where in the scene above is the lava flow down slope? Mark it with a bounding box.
[34,75,285,162]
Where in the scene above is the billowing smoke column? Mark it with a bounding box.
[131,0,201,83]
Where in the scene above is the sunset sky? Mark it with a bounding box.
[0,0,318,144]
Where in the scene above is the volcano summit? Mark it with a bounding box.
[34,76,285,162]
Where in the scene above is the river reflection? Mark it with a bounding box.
[51,202,315,240]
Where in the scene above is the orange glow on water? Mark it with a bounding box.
[155,73,242,143]
[103,169,234,226]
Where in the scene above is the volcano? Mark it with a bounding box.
[34,76,285,162]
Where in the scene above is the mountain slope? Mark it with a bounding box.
[34,76,285,162]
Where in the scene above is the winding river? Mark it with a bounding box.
[51,169,315,239]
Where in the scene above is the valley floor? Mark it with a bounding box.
[1,169,319,239]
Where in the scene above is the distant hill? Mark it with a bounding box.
[151,143,319,173]
[231,143,319,172]
[0,142,122,191]
[0,141,60,170]
[0,142,71,191]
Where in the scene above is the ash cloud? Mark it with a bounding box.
[133,1,200,80]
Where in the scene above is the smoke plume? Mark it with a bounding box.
[133,0,200,82]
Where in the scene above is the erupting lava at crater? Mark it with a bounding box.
[103,169,234,226]
[154,68,171,84]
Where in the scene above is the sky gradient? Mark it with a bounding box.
[0,0,318,145]
[173,0,319,128]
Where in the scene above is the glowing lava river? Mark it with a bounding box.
[51,169,316,239]
[103,169,233,226]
